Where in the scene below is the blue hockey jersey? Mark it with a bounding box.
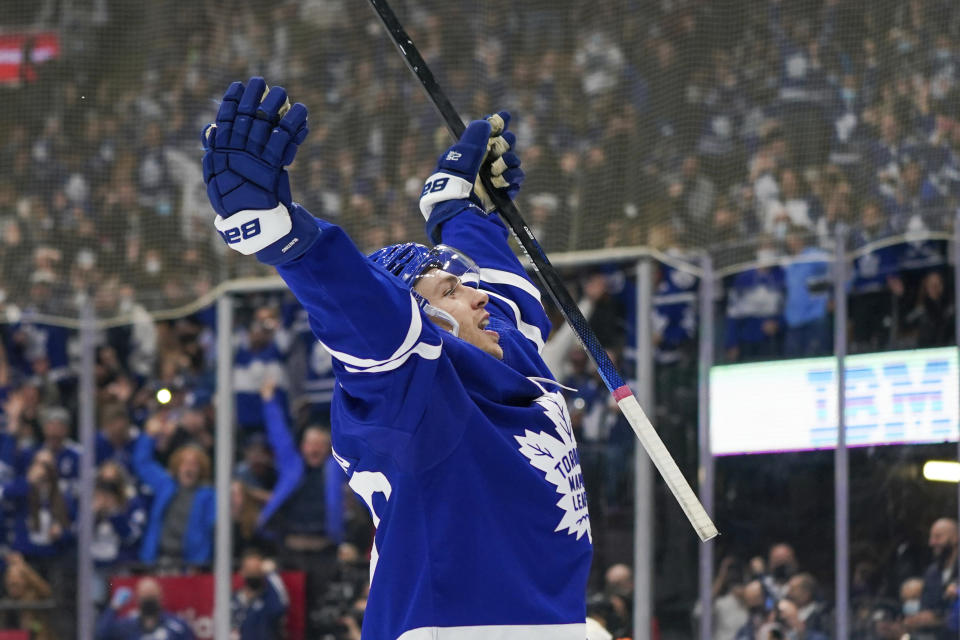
[233,341,288,429]
[275,207,592,640]
[653,263,698,364]
[303,338,335,414]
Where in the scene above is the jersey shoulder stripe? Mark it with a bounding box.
[319,296,440,372]
[485,290,546,352]
[479,267,543,303]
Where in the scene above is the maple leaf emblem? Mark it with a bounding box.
[514,389,592,542]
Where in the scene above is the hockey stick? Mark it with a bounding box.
[367,0,718,543]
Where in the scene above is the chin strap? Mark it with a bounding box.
[422,303,460,337]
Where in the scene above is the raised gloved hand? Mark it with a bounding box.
[419,111,524,243]
[473,112,524,210]
[201,77,319,265]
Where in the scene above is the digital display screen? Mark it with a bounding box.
[710,347,959,455]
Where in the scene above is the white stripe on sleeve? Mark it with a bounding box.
[343,341,442,373]
[479,267,543,303]
[485,290,546,352]
[319,296,437,371]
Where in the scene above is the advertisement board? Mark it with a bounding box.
[109,571,306,640]
[0,32,59,84]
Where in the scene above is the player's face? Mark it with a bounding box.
[415,269,503,360]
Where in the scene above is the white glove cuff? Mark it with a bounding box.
[419,172,474,221]
[214,204,293,255]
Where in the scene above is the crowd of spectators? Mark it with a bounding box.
[0,0,959,320]
[6,256,951,639]
[0,277,640,638]
[0,0,959,362]
[697,519,960,640]
[0,290,380,638]
[1,0,960,638]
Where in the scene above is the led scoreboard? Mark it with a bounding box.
[710,347,959,455]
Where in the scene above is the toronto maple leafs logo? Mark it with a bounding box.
[515,388,592,542]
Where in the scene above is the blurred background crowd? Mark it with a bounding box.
[0,283,646,639]
[1,282,958,639]
[1,0,960,637]
[1,0,960,316]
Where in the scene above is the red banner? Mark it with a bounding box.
[109,571,306,640]
[0,32,59,85]
[0,632,28,640]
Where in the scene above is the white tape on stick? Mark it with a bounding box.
[616,393,719,542]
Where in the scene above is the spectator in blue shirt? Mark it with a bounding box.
[0,385,28,485]
[3,449,75,560]
[767,0,836,168]
[887,159,945,228]
[3,448,77,637]
[724,239,786,362]
[257,379,347,629]
[234,433,276,494]
[24,406,81,498]
[91,462,146,568]
[782,227,831,357]
[231,548,288,640]
[96,577,195,640]
[95,402,138,474]
[302,339,335,419]
[7,304,72,384]
[91,462,147,606]
[653,262,698,365]
[770,597,829,640]
[132,428,215,567]
[849,199,904,352]
[257,380,345,546]
[234,306,289,432]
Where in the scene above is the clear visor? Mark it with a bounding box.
[411,244,480,290]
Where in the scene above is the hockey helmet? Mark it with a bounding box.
[368,243,480,291]
[368,242,481,337]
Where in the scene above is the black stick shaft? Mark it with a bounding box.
[367,0,626,394]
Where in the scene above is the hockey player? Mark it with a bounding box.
[202,77,592,639]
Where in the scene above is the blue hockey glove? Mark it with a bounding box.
[420,111,525,243]
[201,77,319,265]
[419,117,492,220]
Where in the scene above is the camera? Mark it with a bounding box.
[311,579,362,639]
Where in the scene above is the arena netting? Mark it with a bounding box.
[1,0,959,319]
[4,3,960,639]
